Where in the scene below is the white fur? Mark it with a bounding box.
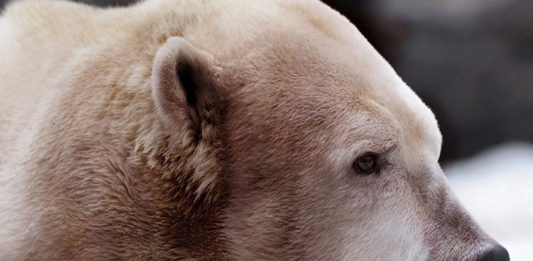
[0,0,500,260]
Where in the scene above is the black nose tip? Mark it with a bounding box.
[479,245,510,261]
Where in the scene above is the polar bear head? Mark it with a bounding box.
[147,0,509,259]
[146,0,511,259]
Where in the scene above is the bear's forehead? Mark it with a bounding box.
[223,35,441,160]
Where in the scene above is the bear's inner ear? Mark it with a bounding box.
[152,37,219,136]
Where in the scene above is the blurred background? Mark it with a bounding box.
[1,0,532,259]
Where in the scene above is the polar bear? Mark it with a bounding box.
[0,0,509,260]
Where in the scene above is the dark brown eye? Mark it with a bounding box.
[353,153,379,175]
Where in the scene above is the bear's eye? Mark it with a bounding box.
[353,153,379,175]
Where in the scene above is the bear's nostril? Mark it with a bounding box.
[479,245,510,261]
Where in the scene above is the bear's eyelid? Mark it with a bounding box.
[352,139,398,158]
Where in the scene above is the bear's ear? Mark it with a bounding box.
[152,37,221,136]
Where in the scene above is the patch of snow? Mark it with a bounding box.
[445,142,533,261]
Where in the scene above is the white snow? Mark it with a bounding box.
[445,142,533,261]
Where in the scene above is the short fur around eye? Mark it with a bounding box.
[353,153,379,175]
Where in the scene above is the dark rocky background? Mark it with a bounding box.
[1,0,532,163]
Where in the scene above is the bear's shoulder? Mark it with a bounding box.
[1,0,97,37]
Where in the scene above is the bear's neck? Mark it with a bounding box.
[25,78,229,259]
[120,87,229,257]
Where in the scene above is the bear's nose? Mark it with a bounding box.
[479,245,510,261]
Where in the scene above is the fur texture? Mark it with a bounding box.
[0,0,504,260]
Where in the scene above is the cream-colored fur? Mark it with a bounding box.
[0,0,504,260]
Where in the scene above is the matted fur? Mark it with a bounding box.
[0,0,504,260]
